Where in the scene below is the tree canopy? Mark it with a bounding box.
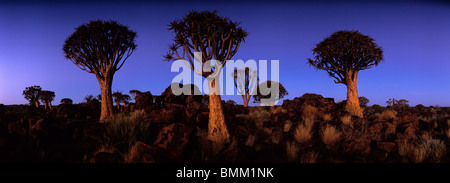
[308,30,383,85]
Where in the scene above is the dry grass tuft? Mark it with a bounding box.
[294,124,312,144]
[340,115,352,126]
[321,125,341,147]
[322,113,332,122]
[398,140,414,157]
[302,105,317,126]
[378,110,397,121]
[286,141,299,161]
[284,120,293,132]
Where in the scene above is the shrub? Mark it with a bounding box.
[322,113,332,121]
[249,108,271,129]
[104,110,151,150]
[302,104,317,126]
[286,141,299,161]
[284,120,293,132]
[397,140,414,157]
[413,135,447,162]
[340,115,352,126]
[321,125,341,147]
[294,124,312,144]
[378,110,397,121]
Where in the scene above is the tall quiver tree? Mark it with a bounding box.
[63,20,137,121]
[40,90,55,110]
[233,68,258,107]
[164,10,248,143]
[308,30,383,118]
[23,85,42,108]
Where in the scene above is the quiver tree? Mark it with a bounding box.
[63,20,137,121]
[164,10,248,143]
[129,89,142,102]
[40,90,55,110]
[359,96,369,107]
[23,85,42,108]
[60,98,73,105]
[233,67,258,107]
[84,95,95,103]
[308,30,384,118]
[253,80,288,108]
[112,91,124,110]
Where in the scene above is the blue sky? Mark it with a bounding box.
[0,0,449,106]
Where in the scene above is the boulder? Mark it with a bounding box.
[376,142,396,153]
[127,141,158,163]
[148,103,186,124]
[154,123,193,160]
[135,91,153,110]
[343,140,371,157]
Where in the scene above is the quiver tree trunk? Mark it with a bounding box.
[207,80,230,143]
[98,76,114,121]
[242,95,249,107]
[44,101,49,110]
[345,72,363,118]
[34,100,39,108]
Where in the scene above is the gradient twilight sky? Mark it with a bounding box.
[0,0,449,106]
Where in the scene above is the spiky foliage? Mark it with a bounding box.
[253,80,288,106]
[63,20,137,121]
[164,10,248,77]
[23,85,42,107]
[308,30,383,117]
[233,67,258,107]
[164,10,248,143]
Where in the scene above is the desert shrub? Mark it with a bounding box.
[321,125,341,148]
[248,107,271,129]
[413,135,447,162]
[322,113,332,121]
[340,115,352,126]
[294,124,312,144]
[104,110,151,150]
[397,140,414,157]
[300,151,318,163]
[284,120,293,132]
[378,110,397,121]
[412,146,427,163]
[286,141,299,161]
[302,105,317,126]
[300,93,323,100]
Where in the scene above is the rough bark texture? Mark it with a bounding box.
[207,80,230,143]
[34,101,39,108]
[345,72,363,118]
[99,77,114,121]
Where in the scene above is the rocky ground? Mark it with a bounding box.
[0,92,449,163]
